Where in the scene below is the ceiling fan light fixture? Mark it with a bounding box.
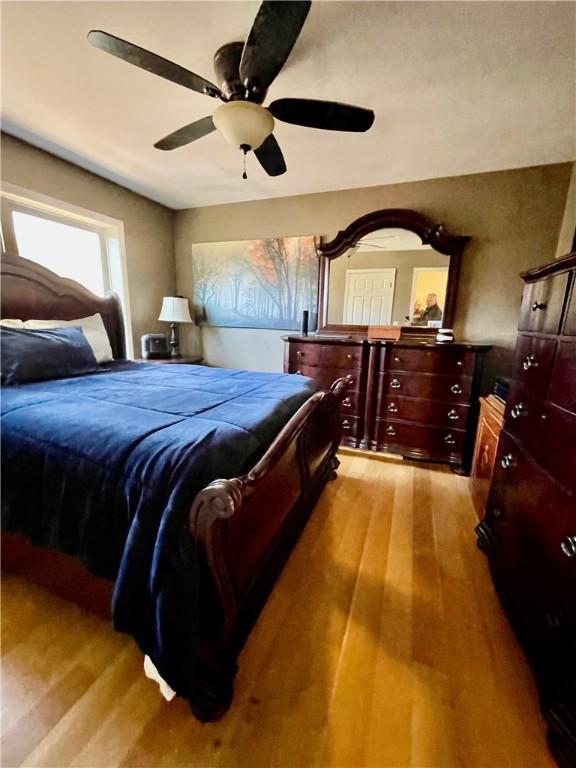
[213,101,274,152]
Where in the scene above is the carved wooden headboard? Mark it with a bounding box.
[1,252,126,359]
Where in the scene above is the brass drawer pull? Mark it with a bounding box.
[523,354,538,371]
[393,356,401,363]
[447,409,459,420]
[342,397,352,408]
[457,361,463,367]
[450,383,463,394]
[500,452,516,469]
[345,375,355,386]
[492,507,504,520]
[346,353,354,360]
[532,301,547,312]
[341,419,352,431]
[560,536,576,558]
[444,433,456,445]
[296,370,303,375]
[390,378,401,389]
[387,402,398,413]
[385,426,396,436]
[296,350,304,357]
[510,403,526,419]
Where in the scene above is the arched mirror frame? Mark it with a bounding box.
[317,208,470,335]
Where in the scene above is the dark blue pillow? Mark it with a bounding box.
[1,326,99,385]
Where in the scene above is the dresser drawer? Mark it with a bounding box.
[339,389,363,416]
[339,414,362,440]
[518,272,570,335]
[489,431,576,615]
[375,419,465,457]
[321,344,363,369]
[505,384,576,494]
[288,342,321,368]
[379,372,471,403]
[378,395,469,428]
[549,340,576,413]
[385,347,475,375]
[512,335,557,398]
[293,365,360,391]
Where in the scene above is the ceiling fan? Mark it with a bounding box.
[87,0,375,178]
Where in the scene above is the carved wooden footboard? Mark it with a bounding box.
[186,378,347,720]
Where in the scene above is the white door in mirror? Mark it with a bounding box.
[343,268,396,325]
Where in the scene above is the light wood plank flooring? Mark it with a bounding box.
[2,453,553,768]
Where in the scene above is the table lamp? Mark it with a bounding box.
[158,296,194,358]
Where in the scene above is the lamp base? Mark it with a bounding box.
[169,322,180,358]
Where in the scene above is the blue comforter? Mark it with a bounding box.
[1,361,316,698]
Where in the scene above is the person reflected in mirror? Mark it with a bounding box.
[413,293,443,325]
[412,300,424,323]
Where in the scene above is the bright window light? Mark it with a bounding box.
[12,211,106,296]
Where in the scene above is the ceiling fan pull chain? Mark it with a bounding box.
[241,143,250,180]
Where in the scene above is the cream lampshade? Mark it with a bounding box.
[212,101,274,151]
[158,296,193,324]
[158,296,193,358]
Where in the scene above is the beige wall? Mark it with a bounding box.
[327,249,449,325]
[1,134,176,355]
[175,163,572,384]
[555,161,575,258]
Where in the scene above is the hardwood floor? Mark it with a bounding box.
[1,453,553,768]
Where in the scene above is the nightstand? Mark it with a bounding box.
[469,394,505,519]
[142,356,203,365]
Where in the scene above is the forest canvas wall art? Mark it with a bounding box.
[191,236,319,330]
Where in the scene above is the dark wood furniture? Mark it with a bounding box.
[283,335,489,473]
[469,395,505,519]
[317,208,470,335]
[0,251,345,721]
[476,251,576,768]
[1,251,126,358]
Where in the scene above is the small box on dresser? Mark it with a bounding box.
[476,251,576,768]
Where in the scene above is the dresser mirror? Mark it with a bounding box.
[317,209,470,335]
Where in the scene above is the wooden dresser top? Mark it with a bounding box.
[282,335,491,351]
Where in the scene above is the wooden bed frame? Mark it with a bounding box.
[0,252,345,720]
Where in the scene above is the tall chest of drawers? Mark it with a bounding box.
[477,251,576,768]
[283,335,489,472]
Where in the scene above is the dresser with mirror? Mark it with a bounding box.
[283,208,490,474]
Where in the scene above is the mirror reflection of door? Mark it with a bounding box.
[343,268,396,325]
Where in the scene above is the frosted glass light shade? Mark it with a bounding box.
[213,101,274,151]
[158,296,193,324]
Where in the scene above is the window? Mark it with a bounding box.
[1,183,134,357]
[12,211,108,296]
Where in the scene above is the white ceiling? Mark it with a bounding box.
[2,1,575,210]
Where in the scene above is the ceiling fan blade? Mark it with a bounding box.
[254,135,287,176]
[87,30,222,99]
[269,98,375,132]
[154,116,216,151]
[239,1,311,93]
